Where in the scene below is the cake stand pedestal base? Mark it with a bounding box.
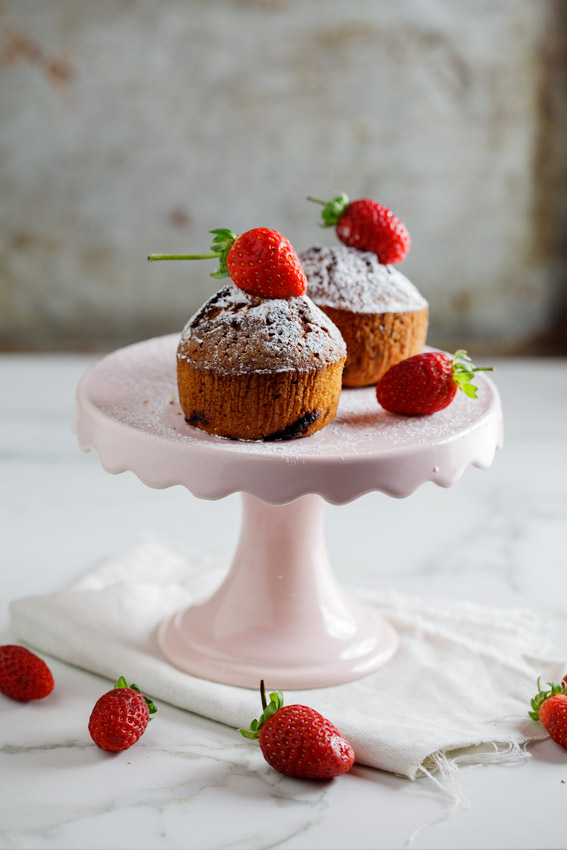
[158,493,398,689]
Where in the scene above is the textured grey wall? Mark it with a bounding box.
[1,0,565,353]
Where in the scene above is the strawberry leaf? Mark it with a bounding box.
[459,382,479,399]
[451,350,492,400]
[307,193,350,228]
[143,695,158,715]
[258,691,284,726]
[238,683,284,740]
[114,677,157,714]
[453,349,471,362]
[239,728,260,740]
[208,228,238,279]
[528,678,567,721]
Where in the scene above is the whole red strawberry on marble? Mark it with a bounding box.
[148,227,307,299]
[0,645,54,701]
[239,681,355,779]
[88,676,157,752]
[529,678,567,750]
[376,350,493,416]
[308,192,411,265]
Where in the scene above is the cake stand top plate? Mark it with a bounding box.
[74,334,503,505]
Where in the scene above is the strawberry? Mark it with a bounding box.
[148,227,307,299]
[239,680,354,779]
[88,676,157,752]
[0,645,54,701]
[529,678,567,749]
[307,192,411,264]
[376,349,493,416]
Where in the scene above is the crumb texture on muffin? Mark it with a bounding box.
[178,285,345,374]
[300,244,427,314]
[300,244,428,387]
[176,284,346,440]
[320,305,429,387]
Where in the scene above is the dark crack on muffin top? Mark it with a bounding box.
[177,284,346,374]
[299,244,428,315]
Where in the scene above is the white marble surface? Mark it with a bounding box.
[1,353,567,850]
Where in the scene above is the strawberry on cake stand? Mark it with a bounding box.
[74,334,502,689]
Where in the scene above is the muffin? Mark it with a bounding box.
[300,244,429,387]
[177,283,347,441]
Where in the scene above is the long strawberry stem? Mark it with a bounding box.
[147,228,238,279]
[148,252,220,261]
[238,682,284,740]
[260,679,267,711]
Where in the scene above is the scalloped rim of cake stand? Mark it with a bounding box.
[74,334,503,505]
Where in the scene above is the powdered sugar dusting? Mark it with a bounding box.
[177,284,346,374]
[76,335,502,502]
[300,244,428,314]
[86,335,497,458]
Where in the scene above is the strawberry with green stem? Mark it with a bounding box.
[239,680,355,779]
[376,349,493,416]
[148,227,307,299]
[529,678,567,750]
[307,192,411,264]
[88,676,157,753]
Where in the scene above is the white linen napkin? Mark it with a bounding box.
[9,539,563,791]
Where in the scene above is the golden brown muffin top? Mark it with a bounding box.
[178,284,346,374]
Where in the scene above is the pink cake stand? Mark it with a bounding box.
[74,334,503,689]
